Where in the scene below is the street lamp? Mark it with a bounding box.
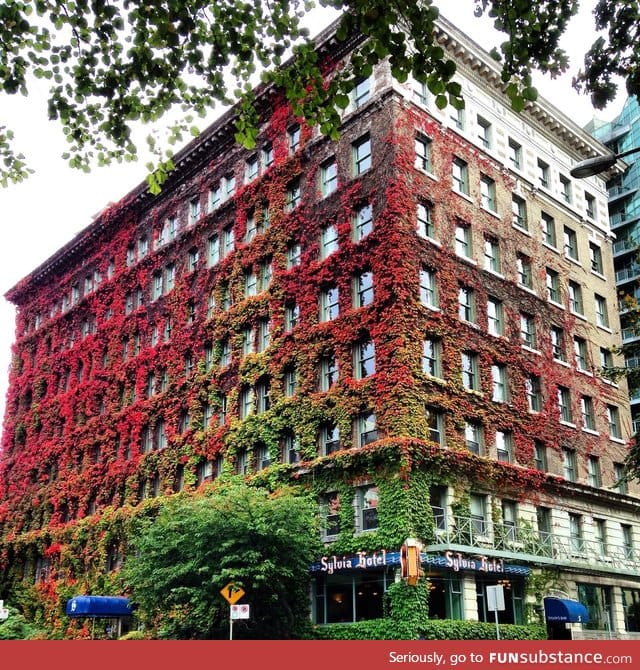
[571,146,640,179]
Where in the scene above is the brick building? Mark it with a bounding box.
[2,16,640,637]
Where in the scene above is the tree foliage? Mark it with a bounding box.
[0,1,637,188]
[119,483,321,639]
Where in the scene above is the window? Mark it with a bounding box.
[589,243,603,274]
[188,247,199,272]
[512,195,527,230]
[319,355,339,391]
[155,419,167,450]
[320,224,339,259]
[356,412,378,447]
[563,226,579,260]
[551,326,566,362]
[321,492,340,536]
[283,432,299,464]
[321,423,340,456]
[126,245,136,267]
[164,264,176,293]
[491,364,508,402]
[558,387,573,424]
[588,455,601,487]
[419,268,438,308]
[594,294,609,328]
[286,242,301,268]
[622,524,634,559]
[244,211,257,242]
[452,158,469,195]
[224,174,237,201]
[218,340,230,368]
[501,500,518,541]
[568,281,583,315]
[189,197,201,225]
[462,352,480,391]
[413,79,428,105]
[480,175,496,212]
[414,134,432,172]
[560,174,572,204]
[236,449,249,475]
[208,183,221,211]
[425,406,444,445]
[151,272,163,301]
[422,338,442,378]
[223,225,235,256]
[520,313,537,349]
[244,271,257,298]
[354,339,375,379]
[582,396,597,431]
[207,234,220,267]
[257,318,271,352]
[242,327,255,356]
[569,514,584,553]
[288,124,300,154]
[526,375,542,412]
[508,138,522,170]
[286,179,301,211]
[352,77,371,108]
[470,494,487,535]
[218,394,227,426]
[256,444,271,471]
[417,202,434,239]
[455,223,471,258]
[537,158,550,188]
[353,134,372,175]
[545,268,560,303]
[517,255,533,289]
[430,486,447,531]
[585,191,596,219]
[256,379,270,413]
[239,387,254,419]
[487,297,504,336]
[245,155,259,182]
[259,260,272,291]
[458,286,476,323]
[600,347,613,371]
[483,237,500,272]
[496,430,512,462]
[614,462,628,494]
[353,203,373,241]
[320,159,338,197]
[320,286,339,322]
[573,336,589,371]
[284,302,299,332]
[262,142,274,169]
[561,448,577,483]
[541,212,556,247]
[284,366,298,397]
[607,405,622,439]
[357,486,379,532]
[533,442,548,471]
[450,105,465,130]
[477,115,492,149]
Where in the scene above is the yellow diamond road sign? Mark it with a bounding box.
[220,582,245,605]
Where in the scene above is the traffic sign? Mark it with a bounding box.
[220,582,245,605]
[230,603,250,620]
[0,608,9,620]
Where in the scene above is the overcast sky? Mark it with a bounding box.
[0,1,624,432]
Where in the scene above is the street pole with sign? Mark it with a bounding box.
[219,582,247,640]
[486,585,505,640]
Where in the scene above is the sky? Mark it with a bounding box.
[0,1,626,431]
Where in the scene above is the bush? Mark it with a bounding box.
[307,618,546,640]
[0,608,44,640]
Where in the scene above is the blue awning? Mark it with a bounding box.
[66,596,133,618]
[543,597,589,623]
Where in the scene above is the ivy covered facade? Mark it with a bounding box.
[2,17,640,639]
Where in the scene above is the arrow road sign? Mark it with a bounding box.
[220,582,245,605]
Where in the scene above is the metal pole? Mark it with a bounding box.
[229,607,233,640]
[494,608,500,640]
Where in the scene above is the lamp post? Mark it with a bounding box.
[570,146,640,179]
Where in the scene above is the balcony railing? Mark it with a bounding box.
[616,266,640,282]
[427,514,640,573]
[613,238,639,255]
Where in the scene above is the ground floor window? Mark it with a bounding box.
[621,588,640,632]
[577,583,614,631]
[427,573,463,620]
[476,576,525,624]
[313,569,392,623]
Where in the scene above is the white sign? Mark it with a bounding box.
[230,603,250,620]
[0,608,9,620]
[486,585,506,612]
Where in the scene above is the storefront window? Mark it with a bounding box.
[428,575,463,620]
[314,569,391,624]
[577,583,614,631]
[621,588,640,632]
[476,577,524,624]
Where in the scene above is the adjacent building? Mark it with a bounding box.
[2,16,640,638]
